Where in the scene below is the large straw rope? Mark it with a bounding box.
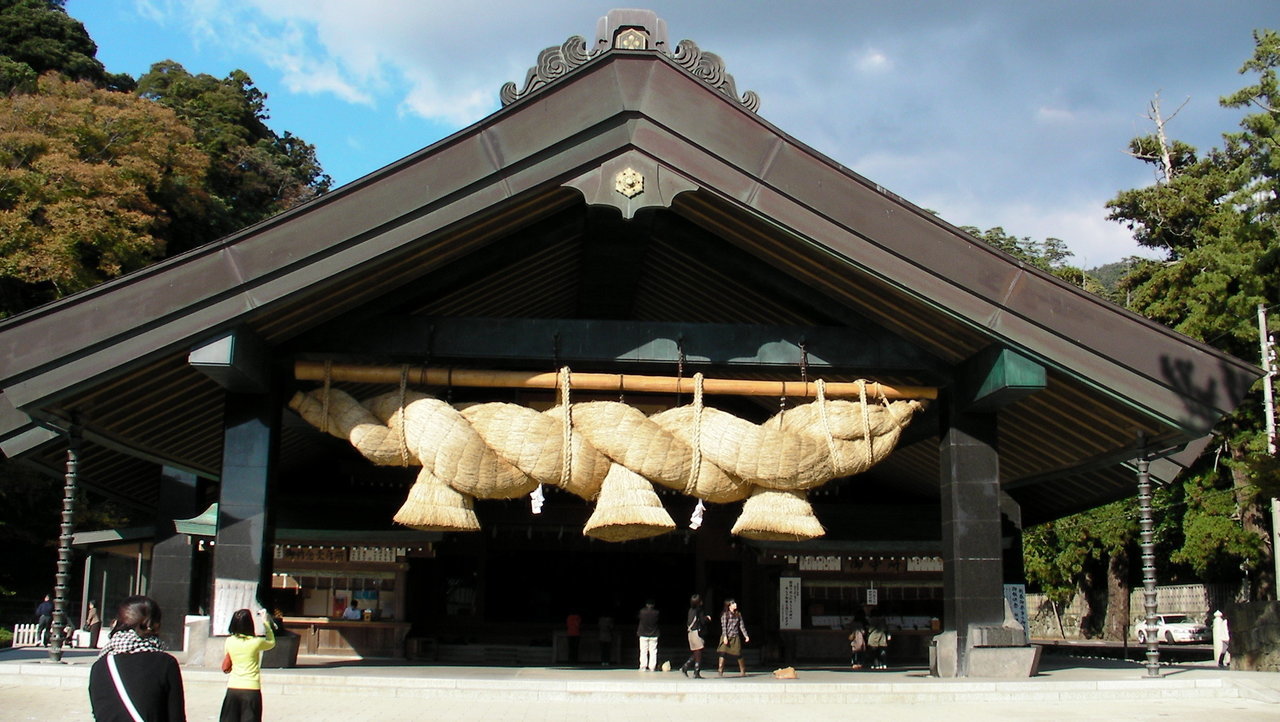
[287,381,923,539]
[289,386,921,498]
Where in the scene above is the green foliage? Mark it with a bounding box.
[136,61,331,250]
[963,225,1108,295]
[1024,487,1180,601]
[1171,468,1264,579]
[1094,27,1280,598]
[0,0,106,86]
[0,627,12,648]
[0,53,35,93]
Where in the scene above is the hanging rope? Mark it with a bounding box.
[397,364,411,467]
[858,380,873,467]
[320,360,333,435]
[816,379,843,473]
[558,366,573,489]
[684,372,705,495]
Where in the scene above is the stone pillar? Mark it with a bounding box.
[939,391,1006,675]
[213,391,279,630]
[149,466,200,651]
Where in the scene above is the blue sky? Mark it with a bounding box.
[67,1,1277,267]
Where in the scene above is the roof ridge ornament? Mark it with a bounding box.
[499,35,598,107]
[500,9,760,113]
[670,38,760,113]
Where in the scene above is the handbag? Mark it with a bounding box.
[105,654,146,722]
[222,652,233,674]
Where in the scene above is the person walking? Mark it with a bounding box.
[220,608,276,721]
[88,595,186,721]
[35,594,53,646]
[716,598,750,677]
[679,594,710,678]
[597,615,614,666]
[1214,611,1231,668]
[636,599,660,671]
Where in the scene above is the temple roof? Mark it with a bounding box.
[0,10,1261,525]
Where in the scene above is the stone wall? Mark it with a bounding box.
[1223,601,1280,672]
[1027,583,1236,639]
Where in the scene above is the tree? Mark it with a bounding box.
[136,61,330,250]
[0,73,208,315]
[963,225,1107,296]
[0,0,132,91]
[1106,29,1280,601]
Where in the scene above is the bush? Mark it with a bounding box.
[0,628,13,648]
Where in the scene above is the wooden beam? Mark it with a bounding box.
[294,361,938,400]
[291,316,946,377]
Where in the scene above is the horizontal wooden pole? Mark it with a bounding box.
[295,361,937,400]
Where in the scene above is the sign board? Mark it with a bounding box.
[1003,583,1028,633]
[779,577,802,630]
[906,556,944,572]
[866,587,879,606]
[212,578,260,636]
[798,555,842,571]
[349,546,406,563]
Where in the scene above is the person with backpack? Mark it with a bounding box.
[848,610,869,670]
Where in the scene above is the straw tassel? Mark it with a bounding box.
[582,464,676,541]
[730,487,825,541]
[393,469,481,532]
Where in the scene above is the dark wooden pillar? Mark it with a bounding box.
[149,466,200,651]
[213,391,279,627]
[939,346,1045,675]
[939,388,1006,670]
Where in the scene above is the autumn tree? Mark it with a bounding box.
[0,73,208,315]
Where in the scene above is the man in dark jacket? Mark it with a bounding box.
[637,600,660,671]
[34,595,53,646]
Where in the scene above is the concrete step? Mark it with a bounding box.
[3,652,1273,706]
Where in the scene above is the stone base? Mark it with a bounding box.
[930,631,959,677]
[966,644,1043,677]
[930,630,1042,678]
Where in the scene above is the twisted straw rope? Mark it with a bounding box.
[290,385,922,502]
[397,365,410,467]
[559,366,572,490]
[685,373,704,496]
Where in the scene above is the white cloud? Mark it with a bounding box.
[1036,106,1076,123]
[923,195,1157,268]
[855,49,892,73]
[399,77,493,127]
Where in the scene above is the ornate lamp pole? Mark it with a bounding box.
[1136,435,1161,678]
[47,425,80,663]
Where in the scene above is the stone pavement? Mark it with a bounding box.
[2,647,1278,721]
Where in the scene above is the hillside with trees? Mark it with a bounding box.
[0,0,329,612]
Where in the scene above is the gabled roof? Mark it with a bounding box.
[0,14,1261,524]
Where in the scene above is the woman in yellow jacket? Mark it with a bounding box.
[221,608,275,721]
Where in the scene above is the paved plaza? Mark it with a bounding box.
[2,647,1278,721]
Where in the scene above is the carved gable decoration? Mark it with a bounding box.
[500,9,760,113]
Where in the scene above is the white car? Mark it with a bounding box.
[1133,614,1209,644]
